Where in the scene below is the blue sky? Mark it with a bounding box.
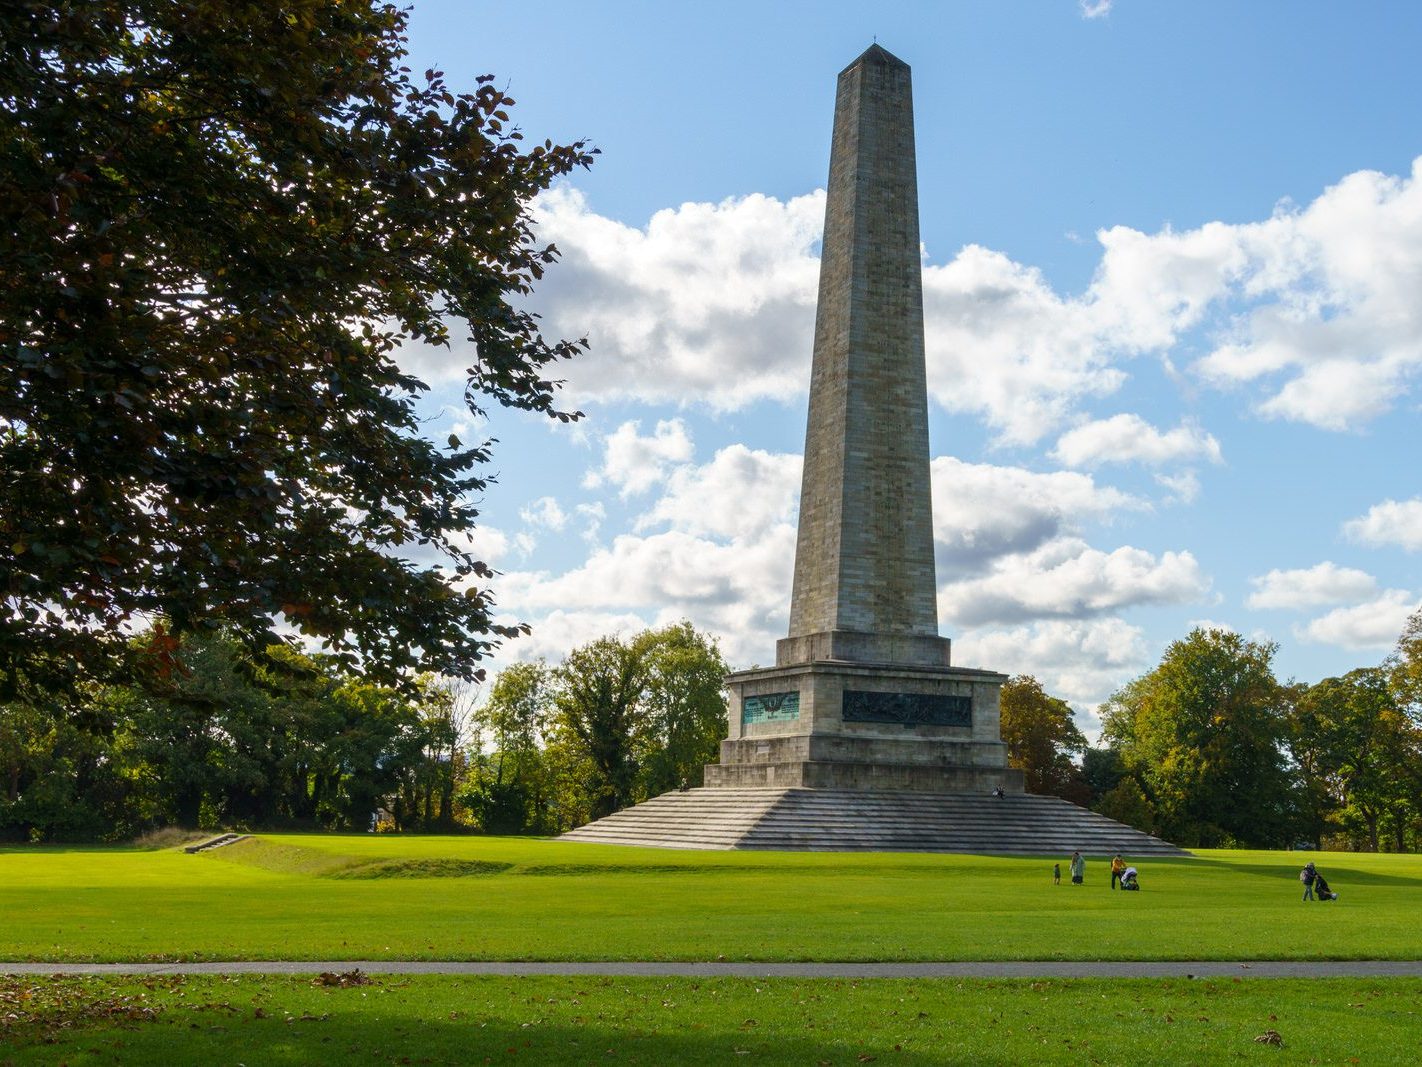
[397,1,1422,735]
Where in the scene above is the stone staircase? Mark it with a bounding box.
[559,788,1187,857]
[183,832,249,854]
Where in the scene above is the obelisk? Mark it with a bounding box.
[783,43,943,669]
[706,45,1019,794]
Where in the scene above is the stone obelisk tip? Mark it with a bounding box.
[842,43,910,73]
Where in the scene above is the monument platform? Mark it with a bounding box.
[560,788,1188,856]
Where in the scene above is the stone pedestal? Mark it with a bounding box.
[707,655,1021,795]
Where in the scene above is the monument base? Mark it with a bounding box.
[713,656,1017,795]
[703,753,1022,793]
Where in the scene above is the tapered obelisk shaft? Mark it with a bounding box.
[785,45,941,663]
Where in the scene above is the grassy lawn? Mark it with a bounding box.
[3,835,1420,963]
[3,973,1420,1065]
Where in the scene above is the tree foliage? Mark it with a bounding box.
[1,1,595,697]
[463,660,553,833]
[1101,628,1292,848]
[1291,668,1421,852]
[0,627,465,841]
[998,674,1088,802]
[1093,775,1155,835]
[459,622,732,828]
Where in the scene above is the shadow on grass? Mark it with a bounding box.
[4,1013,958,1067]
[1187,855,1422,888]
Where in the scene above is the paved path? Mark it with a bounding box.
[5,961,1422,979]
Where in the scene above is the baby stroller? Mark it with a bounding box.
[1313,873,1339,901]
[1120,866,1140,891]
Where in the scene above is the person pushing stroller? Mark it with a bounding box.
[1300,861,1339,902]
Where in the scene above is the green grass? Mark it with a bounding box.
[2,835,1419,963]
[4,973,1420,1065]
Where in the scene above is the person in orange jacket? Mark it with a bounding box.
[1110,853,1126,890]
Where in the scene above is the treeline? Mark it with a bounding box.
[1002,607,1422,852]
[10,606,1419,850]
[0,621,726,842]
[1,631,467,841]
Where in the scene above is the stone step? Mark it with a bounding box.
[559,788,1188,856]
[183,832,248,854]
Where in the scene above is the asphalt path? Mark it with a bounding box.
[5,961,1422,978]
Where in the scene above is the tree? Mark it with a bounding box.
[1389,606,1422,715]
[1,2,595,698]
[1290,669,1421,852]
[551,635,650,820]
[998,675,1088,801]
[464,660,553,833]
[636,622,729,795]
[1093,775,1156,835]
[1101,628,1293,848]
[550,622,729,822]
[1081,746,1126,805]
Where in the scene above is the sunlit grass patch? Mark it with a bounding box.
[3,836,1420,963]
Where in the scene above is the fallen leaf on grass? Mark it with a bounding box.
[313,970,372,988]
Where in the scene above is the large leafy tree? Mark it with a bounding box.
[550,622,728,822]
[998,674,1088,801]
[1291,667,1421,852]
[1,1,594,697]
[464,659,553,833]
[637,622,728,795]
[552,634,651,821]
[1101,627,1294,848]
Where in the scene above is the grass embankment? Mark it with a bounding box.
[3,835,1419,963]
[4,973,1420,1065]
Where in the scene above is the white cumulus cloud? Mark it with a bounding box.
[1193,161,1422,428]
[1295,590,1419,650]
[638,444,801,542]
[496,526,796,668]
[1245,562,1378,610]
[954,616,1148,719]
[1343,497,1422,551]
[1052,414,1223,468]
[519,496,568,531]
[526,186,823,410]
[397,157,1422,446]
[931,457,1144,576]
[582,418,695,497]
[939,538,1210,627]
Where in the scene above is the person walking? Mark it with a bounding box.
[1053,861,1061,885]
[1300,860,1316,901]
[1110,853,1126,890]
[1070,850,1085,885]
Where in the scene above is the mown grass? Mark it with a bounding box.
[2,834,1419,963]
[4,973,1420,1065]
